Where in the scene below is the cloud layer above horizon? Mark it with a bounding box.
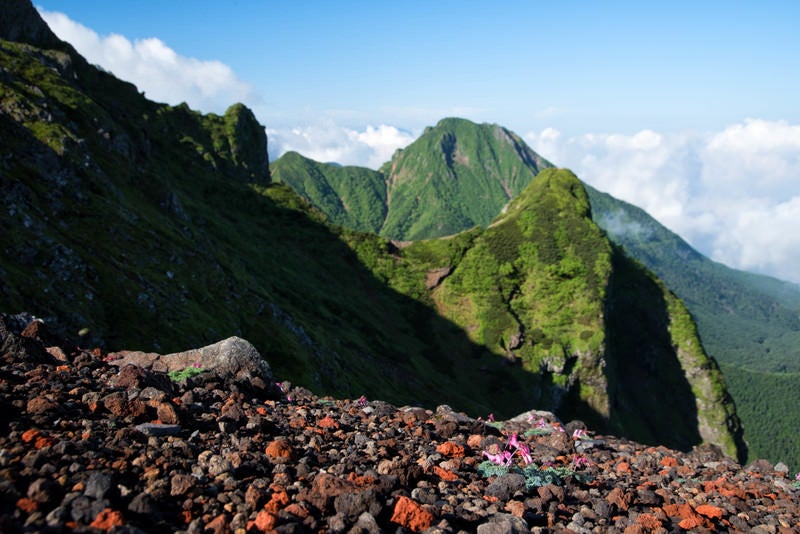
[37,9,800,284]
[524,120,800,284]
[39,10,257,114]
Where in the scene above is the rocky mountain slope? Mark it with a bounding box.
[2,315,798,533]
[1,0,741,459]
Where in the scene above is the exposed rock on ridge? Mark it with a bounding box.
[0,0,63,49]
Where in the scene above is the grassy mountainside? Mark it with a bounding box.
[272,118,553,240]
[350,169,742,459]
[271,151,387,233]
[1,0,743,459]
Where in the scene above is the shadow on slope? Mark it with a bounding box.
[604,247,703,451]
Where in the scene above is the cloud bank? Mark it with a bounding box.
[38,9,256,114]
[525,119,800,284]
[267,123,416,170]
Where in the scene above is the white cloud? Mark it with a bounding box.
[38,9,257,114]
[268,123,415,169]
[525,119,800,284]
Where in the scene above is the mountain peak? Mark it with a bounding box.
[1,0,64,49]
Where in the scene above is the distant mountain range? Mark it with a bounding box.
[8,0,800,467]
[272,119,800,469]
[272,118,550,240]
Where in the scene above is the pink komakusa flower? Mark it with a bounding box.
[572,429,588,440]
[482,449,512,466]
[517,442,533,465]
[572,455,591,469]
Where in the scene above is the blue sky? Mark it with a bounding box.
[34,1,800,134]
[33,1,800,283]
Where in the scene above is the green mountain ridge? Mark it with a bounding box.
[272,116,800,469]
[1,0,743,460]
[272,118,552,240]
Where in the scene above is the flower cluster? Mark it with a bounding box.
[572,454,591,469]
[482,433,533,467]
[356,395,368,407]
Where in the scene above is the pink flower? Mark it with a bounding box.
[572,455,591,469]
[796,472,800,481]
[488,413,495,422]
[357,395,368,407]
[517,442,533,465]
[482,450,512,466]
[572,429,588,440]
[508,433,520,449]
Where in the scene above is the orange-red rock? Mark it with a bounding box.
[264,489,290,514]
[249,510,277,532]
[284,503,309,519]
[16,497,38,513]
[433,465,458,481]
[89,509,125,531]
[264,439,294,462]
[436,441,466,458]
[616,461,631,473]
[636,512,663,529]
[505,499,525,518]
[696,504,724,519]
[664,503,711,530]
[21,429,40,443]
[390,496,434,533]
[204,513,229,534]
[660,456,679,467]
[606,487,632,511]
[317,415,339,429]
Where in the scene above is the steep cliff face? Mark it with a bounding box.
[423,169,742,458]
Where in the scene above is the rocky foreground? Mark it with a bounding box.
[1,315,798,533]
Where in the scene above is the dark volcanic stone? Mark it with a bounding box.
[84,471,115,500]
[333,488,382,520]
[486,473,526,501]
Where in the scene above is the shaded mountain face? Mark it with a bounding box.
[585,185,800,469]
[1,1,743,459]
[272,118,552,240]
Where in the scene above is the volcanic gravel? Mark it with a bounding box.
[1,316,798,533]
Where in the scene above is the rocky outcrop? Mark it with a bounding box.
[0,0,63,49]
[108,336,274,391]
[223,103,270,185]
